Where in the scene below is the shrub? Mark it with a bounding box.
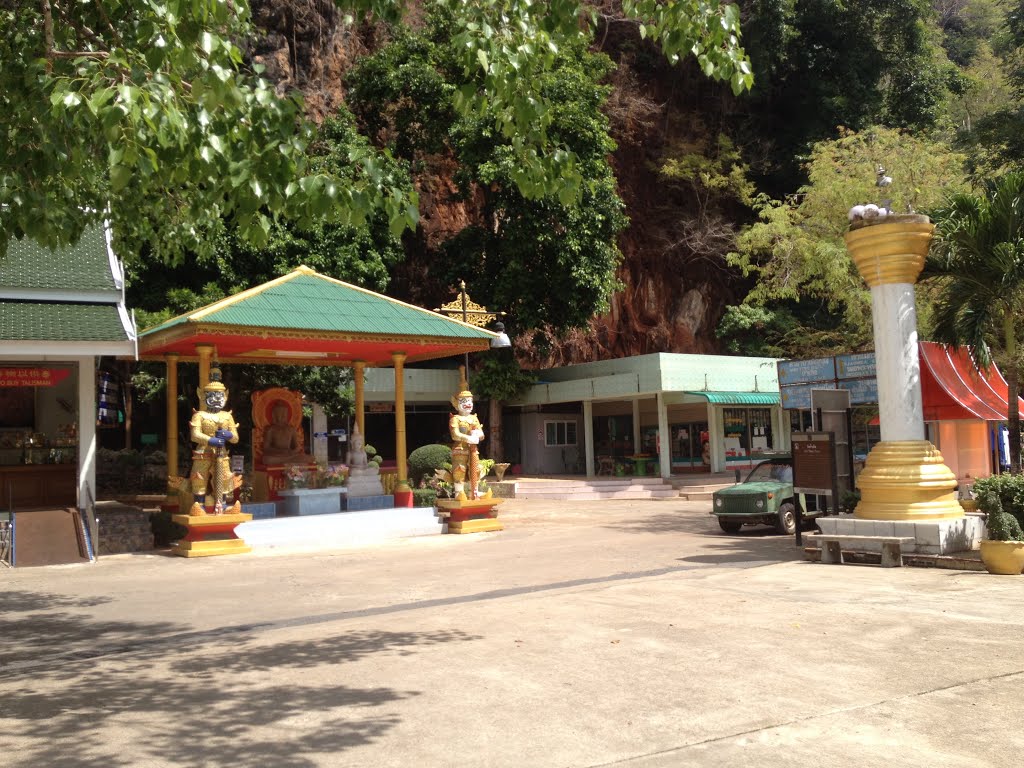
[973,474,1024,541]
[412,488,437,507]
[409,444,452,484]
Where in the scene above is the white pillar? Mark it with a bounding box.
[773,406,789,452]
[632,399,641,451]
[75,356,96,507]
[657,393,671,478]
[708,406,724,473]
[871,283,925,441]
[312,403,328,465]
[583,400,595,477]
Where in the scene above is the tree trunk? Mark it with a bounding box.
[488,398,504,463]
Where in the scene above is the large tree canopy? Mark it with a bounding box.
[0,0,752,263]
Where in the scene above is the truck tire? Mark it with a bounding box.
[776,502,797,535]
[718,517,742,534]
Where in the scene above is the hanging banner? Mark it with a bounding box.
[0,367,72,387]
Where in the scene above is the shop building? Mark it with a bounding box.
[508,353,785,477]
[0,224,137,509]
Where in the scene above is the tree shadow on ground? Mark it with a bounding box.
[603,511,811,564]
[2,590,480,767]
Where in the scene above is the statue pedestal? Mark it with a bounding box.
[436,498,503,534]
[347,466,384,498]
[170,512,253,557]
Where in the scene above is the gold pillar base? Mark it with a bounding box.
[855,440,963,520]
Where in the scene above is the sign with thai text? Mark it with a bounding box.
[835,352,876,380]
[792,434,836,495]
[0,367,72,387]
[777,358,835,386]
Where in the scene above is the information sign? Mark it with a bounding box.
[842,378,879,405]
[777,357,835,386]
[835,353,876,380]
[792,434,836,496]
[781,383,836,410]
[0,367,72,387]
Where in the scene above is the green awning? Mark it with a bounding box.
[685,391,780,406]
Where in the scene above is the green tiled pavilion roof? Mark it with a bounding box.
[142,268,492,339]
[0,301,131,342]
[1,225,118,292]
[685,391,780,405]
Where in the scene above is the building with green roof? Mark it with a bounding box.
[0,221,137,517]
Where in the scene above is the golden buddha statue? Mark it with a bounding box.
[262,402,315,466]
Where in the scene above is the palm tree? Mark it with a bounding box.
[924,172,1024,473]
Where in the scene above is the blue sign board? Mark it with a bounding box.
[835,353,876,380]
[780,383,836,410]
[777,357,836,386]
[841,377,879,405]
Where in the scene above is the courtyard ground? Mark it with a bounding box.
[1,497,1021,767]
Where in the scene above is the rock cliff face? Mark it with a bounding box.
[248,2,737,366]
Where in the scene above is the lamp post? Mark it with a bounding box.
[435,280,510,378]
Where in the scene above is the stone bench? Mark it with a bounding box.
[805,534,915,568]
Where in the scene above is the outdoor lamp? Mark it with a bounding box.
[490,321,511,349]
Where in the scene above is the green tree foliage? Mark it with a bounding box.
[0,0,416,262]
[924,172,1024,472]
[0,0,751,262]
[348,21,628,332]
[736,0,957,192]
[129,108,409,320]
[962,1,1024,173]
[721,126,969,353]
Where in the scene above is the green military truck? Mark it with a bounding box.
[710,456,821,535]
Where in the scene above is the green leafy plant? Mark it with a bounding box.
[839,489,862,515]
[412,488,438,508]
[364,444,384,467]
[409,444,453,485]
[973,474,1024,541]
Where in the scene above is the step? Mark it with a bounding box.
[513,489,681,501]
[237,506,444,551]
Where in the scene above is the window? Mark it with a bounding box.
[544,420,578,447]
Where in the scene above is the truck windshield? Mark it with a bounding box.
[746,461,793,483]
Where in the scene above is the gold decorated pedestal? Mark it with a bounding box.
[171,512,253,557]
[854,441,963,520]
[436,498,503,534]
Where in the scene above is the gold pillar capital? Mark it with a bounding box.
[845,215,934,287]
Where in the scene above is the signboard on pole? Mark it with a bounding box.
[792,432,837,497]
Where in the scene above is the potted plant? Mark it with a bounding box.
[973,474,1024,575]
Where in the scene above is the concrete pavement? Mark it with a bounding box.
[1,497,1021,767]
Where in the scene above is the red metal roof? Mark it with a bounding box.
[920,342,1021,422]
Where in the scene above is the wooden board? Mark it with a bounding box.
[13,507,89,567]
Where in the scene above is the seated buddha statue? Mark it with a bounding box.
[261,403,315,466]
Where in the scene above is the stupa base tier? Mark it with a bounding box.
[854,440,963,521]
[436,498,503,534]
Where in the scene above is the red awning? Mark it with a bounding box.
[919,342,1022,422]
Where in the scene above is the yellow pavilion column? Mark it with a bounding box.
[392,352,410,494]
[353,361,366,438]
[196,344,215,391]
[845,215,962,520]
[166,353,179,482]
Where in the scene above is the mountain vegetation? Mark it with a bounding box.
[6,0,1024,380]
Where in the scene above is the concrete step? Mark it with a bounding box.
[679,491,715,501]
[237,506,444,552]
[513,488,681,501]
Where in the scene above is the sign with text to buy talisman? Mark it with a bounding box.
[0,367,72,387]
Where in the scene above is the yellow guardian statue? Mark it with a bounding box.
[449,384,487,501]
[188,366,241,516]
